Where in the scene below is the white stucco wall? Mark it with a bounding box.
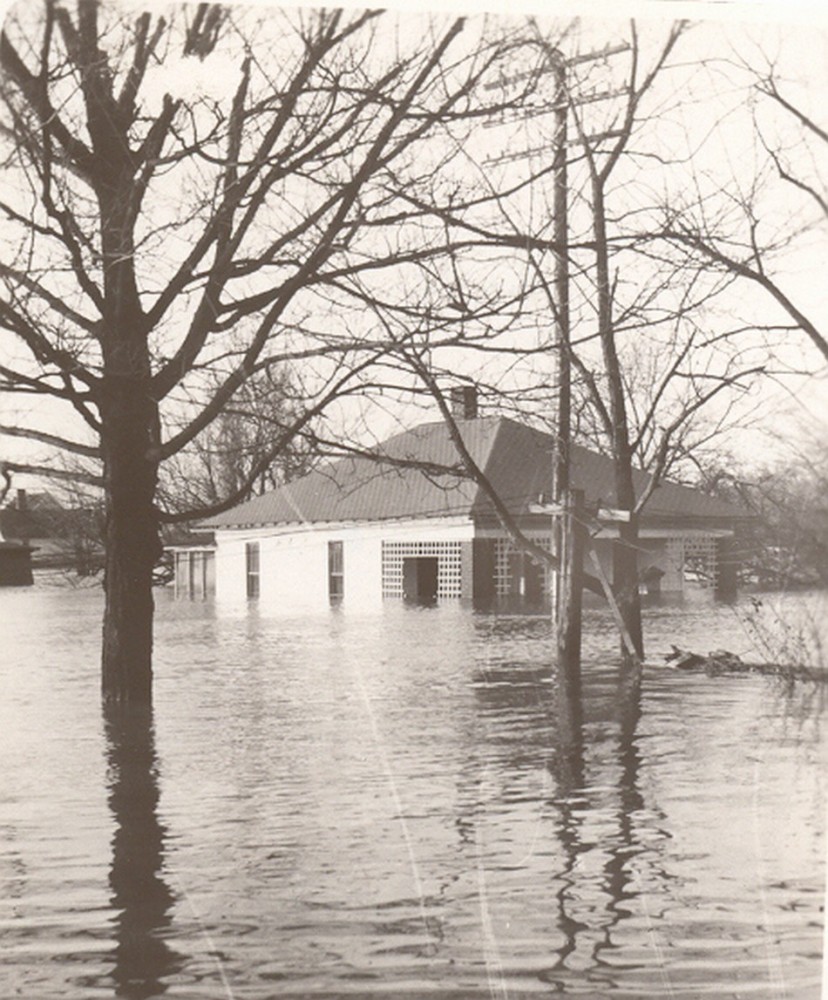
[214,517,474,612]
[214,534,247,606]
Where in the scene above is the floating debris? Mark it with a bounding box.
[663,645,822,683]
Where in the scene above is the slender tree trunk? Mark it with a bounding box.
[613,494,643,660]
[100,381,162,705]
[592,178,644,660]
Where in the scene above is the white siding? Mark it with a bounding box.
[264,533,328,609]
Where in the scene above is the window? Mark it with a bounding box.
[328,541,344,603]
[246,542,260,599]
[175,549,216,600]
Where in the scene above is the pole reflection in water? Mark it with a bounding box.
[548,663,588,972]
[104,703,183,999]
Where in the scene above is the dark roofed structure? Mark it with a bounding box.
[0,489,104,574]
[203,416,745,530]
[0,540,33,586]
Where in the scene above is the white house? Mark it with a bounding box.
[191,406,747,612]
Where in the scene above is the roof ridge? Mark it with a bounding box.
[472,416,510,509]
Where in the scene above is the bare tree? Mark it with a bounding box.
[696,433,828,590]
[157,363,315,517]
[365,20,773,660]
[0,0,534,703]
[657,50,828,363]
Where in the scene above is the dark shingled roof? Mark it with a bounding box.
[203,416,747,529]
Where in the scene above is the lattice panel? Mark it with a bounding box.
[494,537,511,596]
[494,535,552,596]
[381,540,463,599]
[682,534,719,587]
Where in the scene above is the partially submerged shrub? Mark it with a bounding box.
[736,594,826,682]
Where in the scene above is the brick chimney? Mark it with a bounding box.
[17,488,27,512]
[450,385,478,420]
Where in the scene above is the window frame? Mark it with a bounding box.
[328,540,344,604]
[246,541,260,599]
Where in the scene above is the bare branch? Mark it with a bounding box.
[0,459,102,488]
[0,424,101,459]
[660,228,828,363]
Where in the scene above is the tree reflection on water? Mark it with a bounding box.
[465,621,660,990]
[544,658,654,988]
[103,704,183,999]
[1,591,822,997]
[593,664,646,965]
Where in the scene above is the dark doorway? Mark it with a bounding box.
[402,557,439,605]
[524,560,543,604]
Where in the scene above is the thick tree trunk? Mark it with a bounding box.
[100,384,162,706]
[610,443,644,661]
[88,73,161,703]
[556,488,586,676]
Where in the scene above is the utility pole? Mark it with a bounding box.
[544,43,629,673]
[548,49,579,673]
[486,36,629,669]
[551,49,570,510]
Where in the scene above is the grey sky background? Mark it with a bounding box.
[0,0,825,488]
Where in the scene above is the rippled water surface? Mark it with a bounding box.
[1,583,825,999]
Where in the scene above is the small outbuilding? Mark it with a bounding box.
[0,489,33,586]
[0,488,103,575]
[0,539,34,586]
[192,408,747,612]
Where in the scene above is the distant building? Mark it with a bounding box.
[191,407,748,611]
[0,489,103,575]
[0,536,33,586]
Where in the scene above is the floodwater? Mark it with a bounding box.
[0,583,825,999]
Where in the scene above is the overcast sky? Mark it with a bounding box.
[0,0,825,490]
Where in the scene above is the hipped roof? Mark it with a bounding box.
[203,416,746,530]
